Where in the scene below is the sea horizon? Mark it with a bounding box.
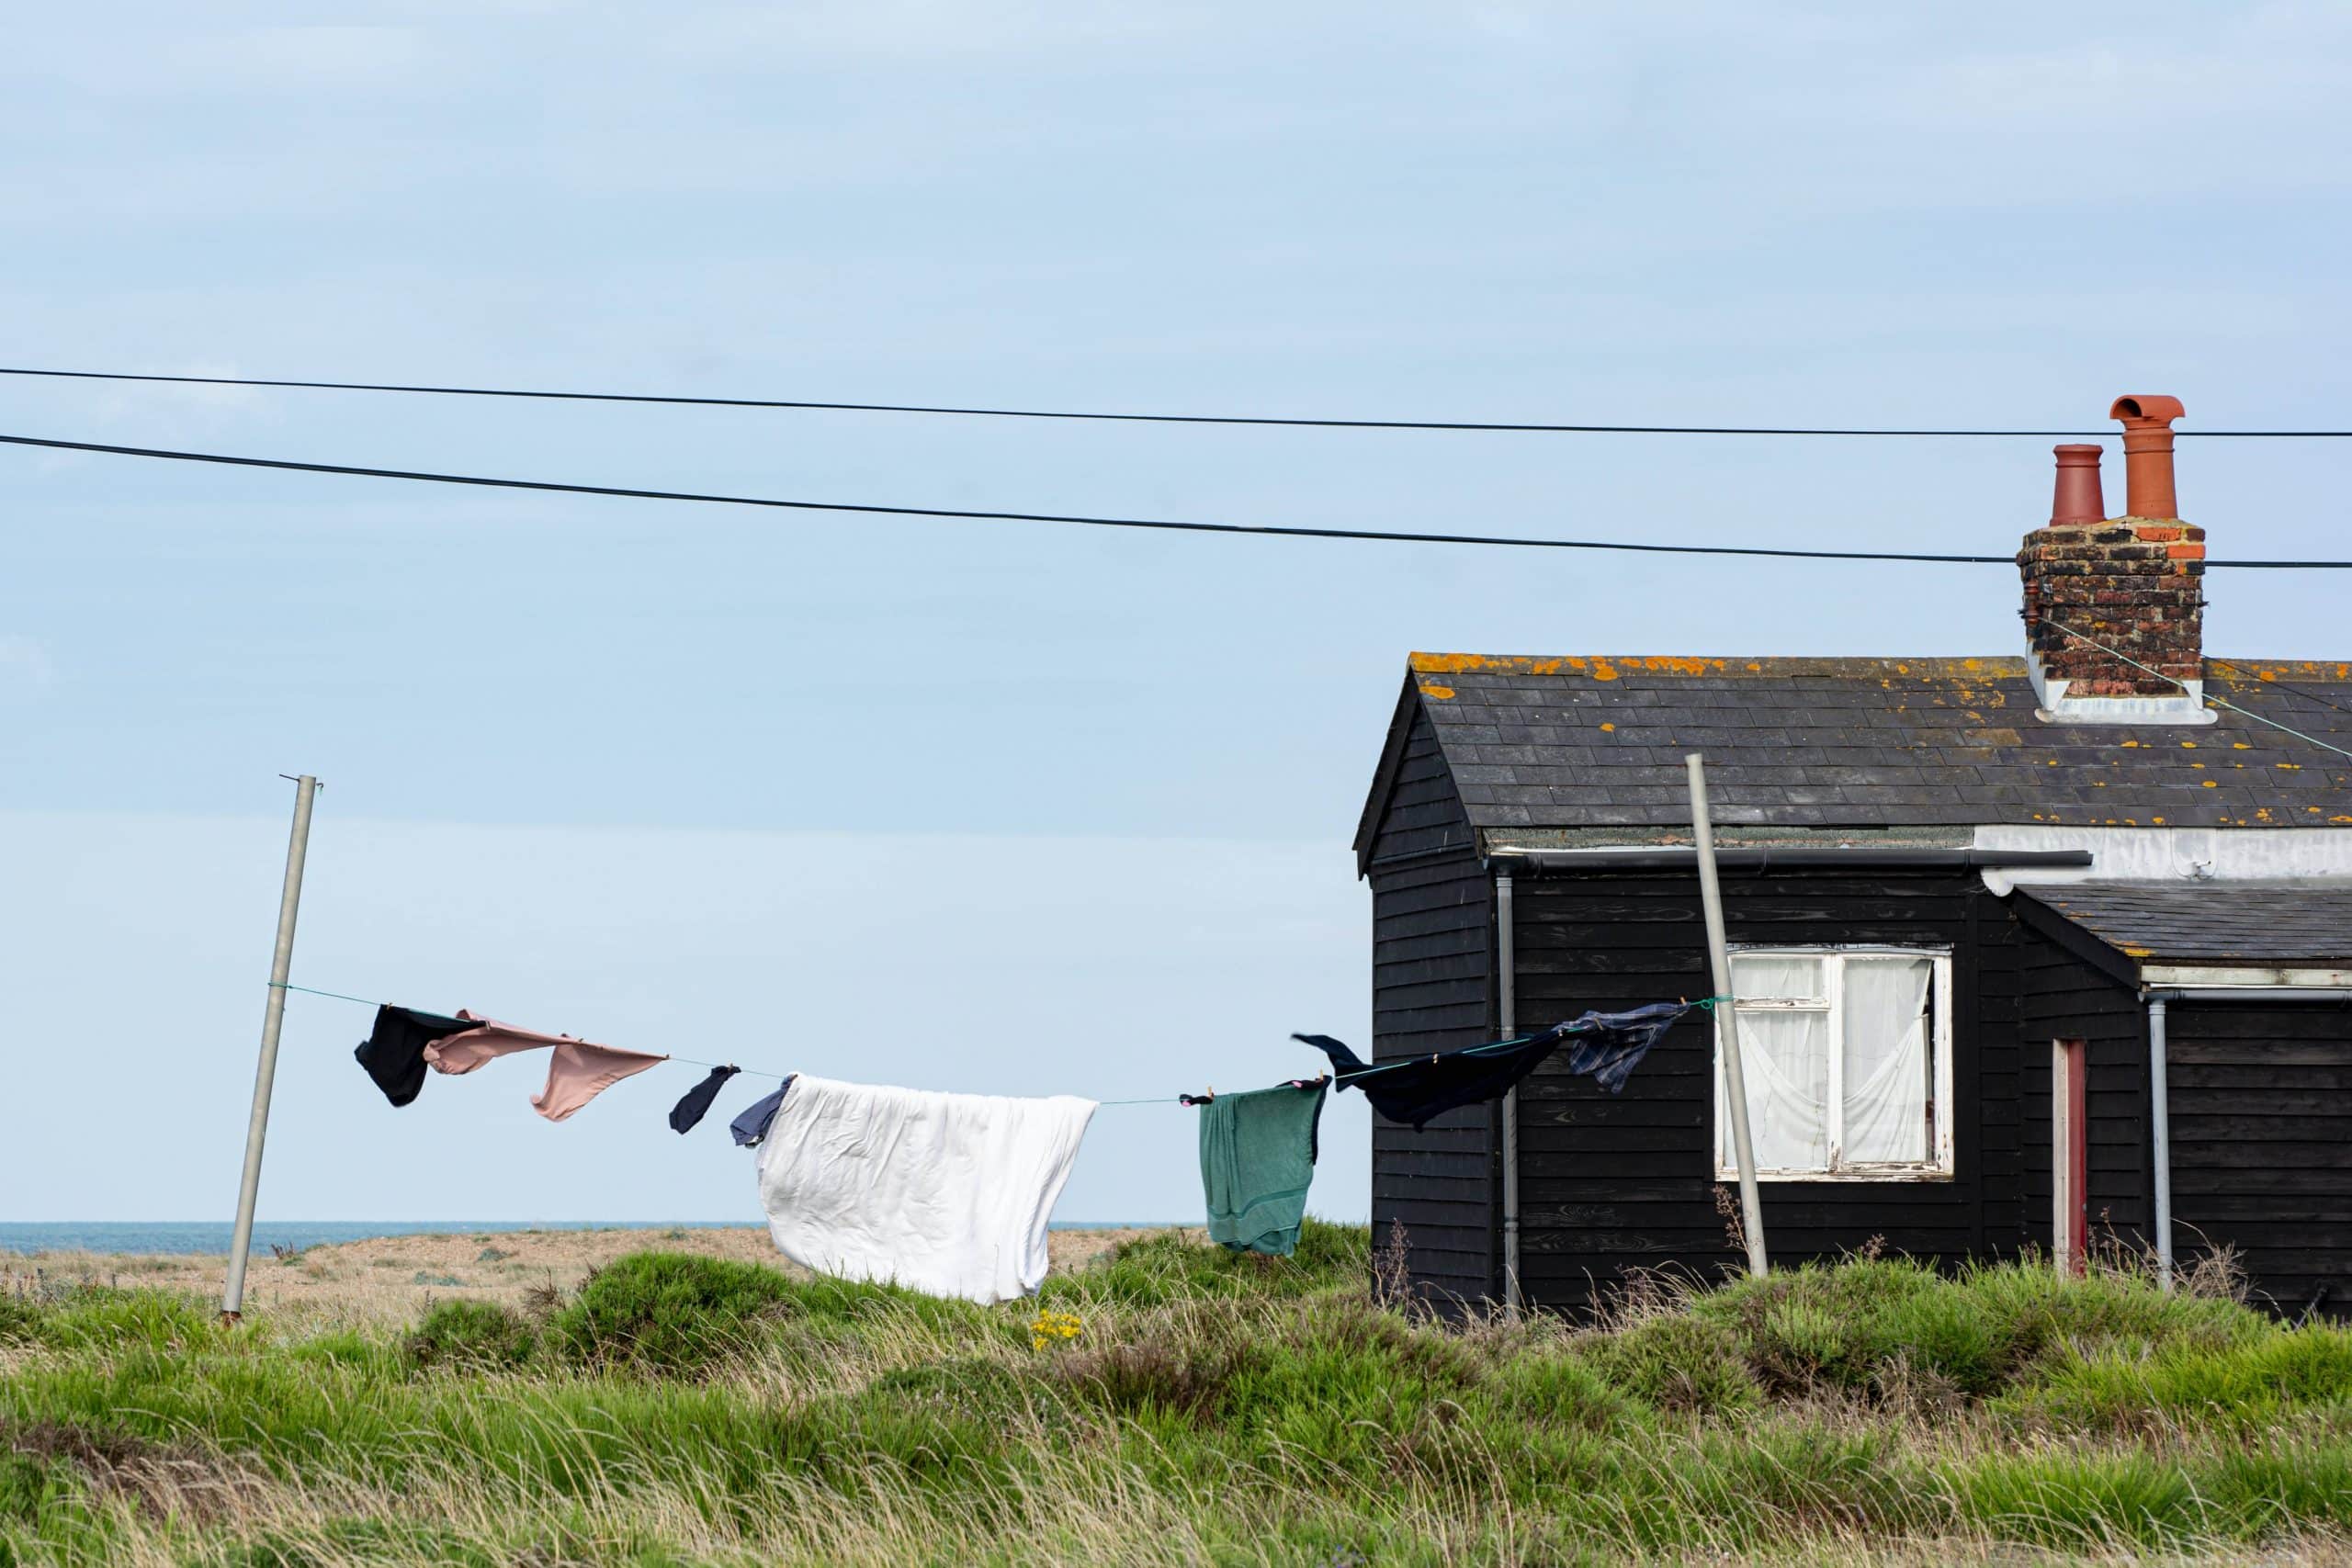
[0,1219,1184,1257]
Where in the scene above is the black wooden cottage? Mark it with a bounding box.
[1351,403,2352,1316]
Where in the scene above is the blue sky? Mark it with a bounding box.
[5,3,2350,1225]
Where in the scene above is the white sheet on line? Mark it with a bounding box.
[753,1073,1097,1304]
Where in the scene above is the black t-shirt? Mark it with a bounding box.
[353,1006,476,1108]
[668,1065,741,1134]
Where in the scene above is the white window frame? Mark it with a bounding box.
[1713,944,1955,1182]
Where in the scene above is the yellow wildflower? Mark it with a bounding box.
[1028,1309,1083,1351]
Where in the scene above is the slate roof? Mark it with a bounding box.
[1364,653,2352,851]
[2017,882,2352,965]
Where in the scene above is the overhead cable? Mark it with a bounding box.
[0,431,2007,563]
[2204,657,2352,724]
[2039,620,2352,763]
[2,365,2346,437]
[8,430,2352,568]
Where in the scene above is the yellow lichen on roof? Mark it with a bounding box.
[2211,660,2352,682]
[1420,684,1454,700]
[1406,653,2029,680]
[1407,652,2352,684]
[1410,652,1577,676]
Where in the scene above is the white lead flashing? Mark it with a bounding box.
[2026,654,2216,726]
[1971,825,2352,896]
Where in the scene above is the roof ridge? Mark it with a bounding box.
[1408,652,2029,678]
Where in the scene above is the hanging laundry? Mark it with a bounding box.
[1295,1001,1690,1130]
[729,1079,793,1147]
[753,1074,1095,1304]
[1198,1080,1328,1257]
[423,1011,669,1122]
[352,1006,475,1109]
[668,1065,741,1134]
[1555,1001,1690,1093]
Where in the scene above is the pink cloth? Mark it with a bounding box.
[424,1010,669,1122]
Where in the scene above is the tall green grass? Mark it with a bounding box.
[5,1233,2351,1564]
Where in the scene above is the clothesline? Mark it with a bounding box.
[280,981,1724,1111]
[306,983,1708,1304]
[277,982,800,1082]
[282,981,1223,1108]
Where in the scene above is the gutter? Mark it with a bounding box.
[1486,847,2094,873]
[2136,986,2352,1292]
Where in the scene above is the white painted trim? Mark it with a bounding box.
[1741,1168,1960,1185]
[1933,949,1955,1170]
[1971,826,2352,896]
[2142,964,2352,987]
[1713,945,1955,1182]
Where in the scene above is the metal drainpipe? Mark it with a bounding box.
[1498,867,1521,1315]
[2147,995,2173,1292]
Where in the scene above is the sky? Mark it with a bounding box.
[5,2,2352,1227]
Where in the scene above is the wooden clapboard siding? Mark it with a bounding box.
[1509,868,2021,1317]
[2165,1003,2352,1319]
[1364,706,1495,1309]
[1357,666,2352,1325]
[2017,934,2151,1257]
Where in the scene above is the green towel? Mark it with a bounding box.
[1199,1081,1328,1256]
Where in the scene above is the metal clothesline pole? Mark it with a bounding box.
[1687,753,1769,1279]
[221,773,320,1323]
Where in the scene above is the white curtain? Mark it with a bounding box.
[1732,954,1824,1003]
[1724,955,1829,1172]
[1724,1009,1830,1171]
[1839,957,1933,1165]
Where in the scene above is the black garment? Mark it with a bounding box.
[1295,1001,1690,1130]
[1555,1001,1688,1093]
[669,1065,741,1134]
[1294,1032,1557,1130]
[352,1006,477,1109]
[729,1077,795,1147]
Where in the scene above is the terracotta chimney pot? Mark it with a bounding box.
[2018,397,2205,705]
[2050,444,2105,525]
[2109,394,2185,519]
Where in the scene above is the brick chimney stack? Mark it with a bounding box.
[2018,398,2206,701]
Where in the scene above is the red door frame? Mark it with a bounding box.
[2053,1038,2088,1272]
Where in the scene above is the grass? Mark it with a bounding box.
[5,1223,2352,1563]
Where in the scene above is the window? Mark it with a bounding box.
[1713,948,1953,1179]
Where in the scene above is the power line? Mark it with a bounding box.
[0,430,2015,563]
[2040,620,2352,764]
[4,365,2346,437]
[2206,657,2352,724]
[8,429,2352,568]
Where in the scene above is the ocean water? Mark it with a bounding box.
[0,1220,1167,1257]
